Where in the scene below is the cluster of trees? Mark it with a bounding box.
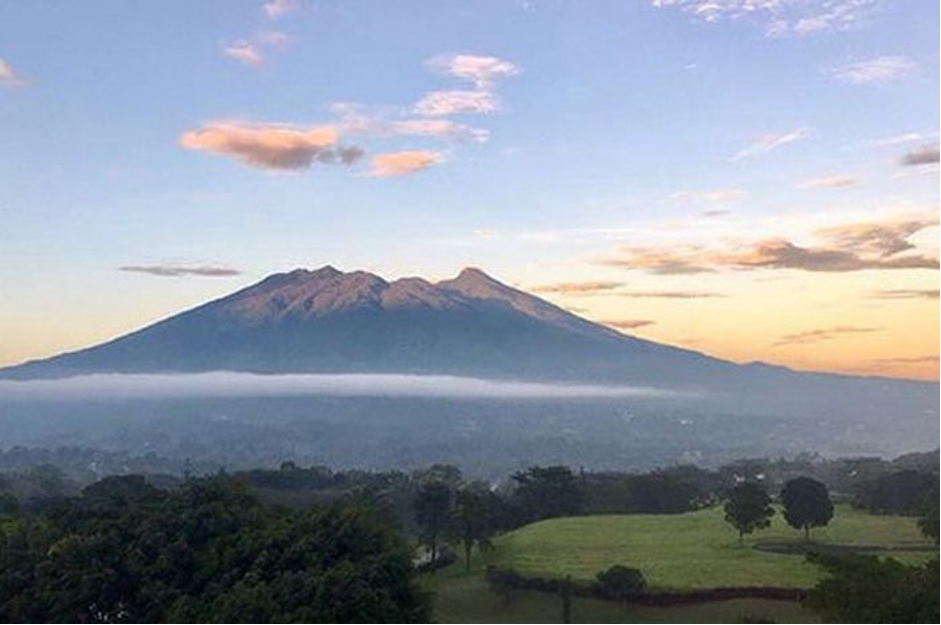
[724,476,834,543]
[0,476,431,622]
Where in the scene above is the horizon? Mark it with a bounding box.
[1,0,939,380]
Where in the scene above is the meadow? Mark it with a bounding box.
[426,503,937,623]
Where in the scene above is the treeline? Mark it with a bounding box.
[0,475,431,623]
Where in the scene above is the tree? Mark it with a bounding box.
[806,554,939,623]
[595,565,646,602]
[511,466,584,522]
[414,480,453,568]
[918,484,939,542]
[724,481,774,545]
[454,484,497,572]
[780,476,834,541]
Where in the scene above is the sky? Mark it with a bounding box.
[0,0,938,380]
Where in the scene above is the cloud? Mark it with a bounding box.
[119,265,241,278]
[702,209,731,217]
[601,319,657,330]
[774,325,882,347]
[828,56,916,85]
[367,150,444,177]
[426,54,519,88]
[797,175,857,189]
[672,189,748,203]
[617,291,725,299]
[873,132,931,146]
[263,0,298,19]
[603,215,939,274]
[179,122,363,171]
[729,128,811,162]
[827,56,918,85]
[901,145,940,166]
[0,58,25,87]
[651,0,882,38]
[868,355,939,365]
[223,31,289,67]
[0,372,687,401]
[870,289,939,300]
[413,90,498,116]
[330,105,490,143]
[531,281,625,295]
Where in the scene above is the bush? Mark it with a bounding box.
[595,565,647,601]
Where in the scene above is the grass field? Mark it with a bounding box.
[425,503,937,623]
[481,503,935,589]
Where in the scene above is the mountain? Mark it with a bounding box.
[1,265,734,382]
[0,266,936,465]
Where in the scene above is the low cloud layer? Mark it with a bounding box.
[797,175,857,189]
[601,319,656,330]
[870,289,939,300]
[179,122,363,171]
[119,265,241,278]
[617,291,725,299]
[0,372,689,402]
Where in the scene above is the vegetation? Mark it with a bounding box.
[595,565,647,602]
[806,554,939,623]
[724,482,775,544]
[0,476,430,623]
[780,477,834,541]
[466,504,935,589]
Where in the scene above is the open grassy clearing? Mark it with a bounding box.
[481,503,935,590]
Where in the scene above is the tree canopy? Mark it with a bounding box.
[780,476,834,540]
[0,476,431,623]
[723,481,775,544]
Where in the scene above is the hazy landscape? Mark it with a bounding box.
[1,1,938,623]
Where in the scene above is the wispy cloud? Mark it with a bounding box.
[774,325,882,347]
[729,127,811,162]
[868,355,939,365]
[426,54,519,88]
[262,0,298,19]
[873,132,933,147]
[330,103,489,143]
[797,175,857,189]
[223,31,289,67]
[531,281,625,295]
[601,319,657,330]
[367,150,444,177]
[901,145,940,166]
[119,265,241,278]
[617,291,725,299]
[413,90,498,116]
[870,289,939,300]
[179,121,363,171]
[672,189,748,203]
[827,56,916,85]
[603,214,939,274]
[0,57,26,87]
[651,0,882,37]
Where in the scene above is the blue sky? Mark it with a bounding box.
[1,0,938,378]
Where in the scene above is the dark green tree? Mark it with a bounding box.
[512,466,584,522]
[780,476,834,541]
[918,484,939,542]
[724,481,775,545]
[414,480,453,568]
[595,565,646,602]
[454,484,497,572]
[806,554,939,623]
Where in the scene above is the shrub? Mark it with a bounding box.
[595,565,647,601]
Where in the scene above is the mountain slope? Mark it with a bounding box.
[2,266,735,382]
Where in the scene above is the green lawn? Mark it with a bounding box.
[482,503,935,590]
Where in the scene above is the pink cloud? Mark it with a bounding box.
[427,54,519,88]
[413,90,497,116]
[368,150,444,177]
[179,122,363,171]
